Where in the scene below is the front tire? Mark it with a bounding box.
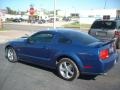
[57,58,79,81]
[5,47,18,63]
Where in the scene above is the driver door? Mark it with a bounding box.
[19,32,55,65]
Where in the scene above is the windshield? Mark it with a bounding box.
[91,21,116,29]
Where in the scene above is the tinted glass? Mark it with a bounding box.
[103,21,116,29]
[29,33,53,43]
[61,31,99,45]
[59,36,71,44]
[91,21,102,29]
[91,21,116,29]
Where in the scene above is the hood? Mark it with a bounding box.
[10,37,27,43]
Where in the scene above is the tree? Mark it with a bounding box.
[6,7,18,15]
[6,7,12,14]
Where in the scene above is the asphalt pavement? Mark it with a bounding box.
[3,23,49,31]
[3,22,87,32]
[0,44,120,90]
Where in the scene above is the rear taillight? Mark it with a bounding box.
[115,31,120,37]
[99,49,109,60]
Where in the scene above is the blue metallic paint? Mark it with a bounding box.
[5,29,118,75]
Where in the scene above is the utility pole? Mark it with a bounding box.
[0,18,2,29]
[104,0,107,9]
[53,0,56,29]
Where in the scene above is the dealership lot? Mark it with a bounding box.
[0,44,120,90]
[0,28,120,90]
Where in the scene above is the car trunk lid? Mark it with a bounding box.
[88,39,116,60]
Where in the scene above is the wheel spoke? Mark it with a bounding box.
[68,69,74,76]
[67,64,73,70]
[67,64,74,75]
[65,71,70,79]
[63,62,68,69]
[60,65,66,72]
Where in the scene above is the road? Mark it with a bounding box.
[3,23,50,31]
[0,23,120,90]
[3,23,87,32]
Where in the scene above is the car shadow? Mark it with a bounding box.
[78,74,97,80]
[19,61,97,80]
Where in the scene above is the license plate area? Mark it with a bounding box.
[96,31,107,36]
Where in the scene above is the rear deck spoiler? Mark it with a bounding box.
[102,39,115,46]
[88,39,115,48]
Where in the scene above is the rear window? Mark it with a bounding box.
[61,31,99,45]
[91,21,116,29]
[91,21,102,29]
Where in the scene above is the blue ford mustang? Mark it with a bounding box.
[5,29,118,81]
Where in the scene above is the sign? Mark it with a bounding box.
[29,7,35,16]
[103,15,110,20]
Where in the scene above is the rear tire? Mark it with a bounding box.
[5,47,18,63]
[57,58,79,81]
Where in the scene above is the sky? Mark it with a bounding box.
[0,0,120,11]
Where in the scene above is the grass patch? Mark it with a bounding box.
[63,22,91,29]
[0,29,6,31]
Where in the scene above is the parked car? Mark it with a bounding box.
[88,19,120,49]
[38,19,46,24]
[62,17,71,21]
[47,18,59,23]
[5,29,118,81]
[12,18,21,22]
[19,18,24,22]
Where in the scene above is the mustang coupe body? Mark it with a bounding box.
[5,29,118,81]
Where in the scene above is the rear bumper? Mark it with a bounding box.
[102,51,118,72]
[81,52,118,75]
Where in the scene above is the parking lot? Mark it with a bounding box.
[0,25,120,90]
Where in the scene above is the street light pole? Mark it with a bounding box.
[53,0,56,29]
[104,0,107,9]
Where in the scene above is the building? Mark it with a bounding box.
[0,9,7,22]
[57,9,120,24]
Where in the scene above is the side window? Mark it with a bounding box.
[58,36,71,44]
[29,33,53,43]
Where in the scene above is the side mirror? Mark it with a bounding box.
[21,34,29,38]
[26,38,34,44]
[24,34,29,37]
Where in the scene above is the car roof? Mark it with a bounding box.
[95,19,120,22]
[38,28,82,35]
